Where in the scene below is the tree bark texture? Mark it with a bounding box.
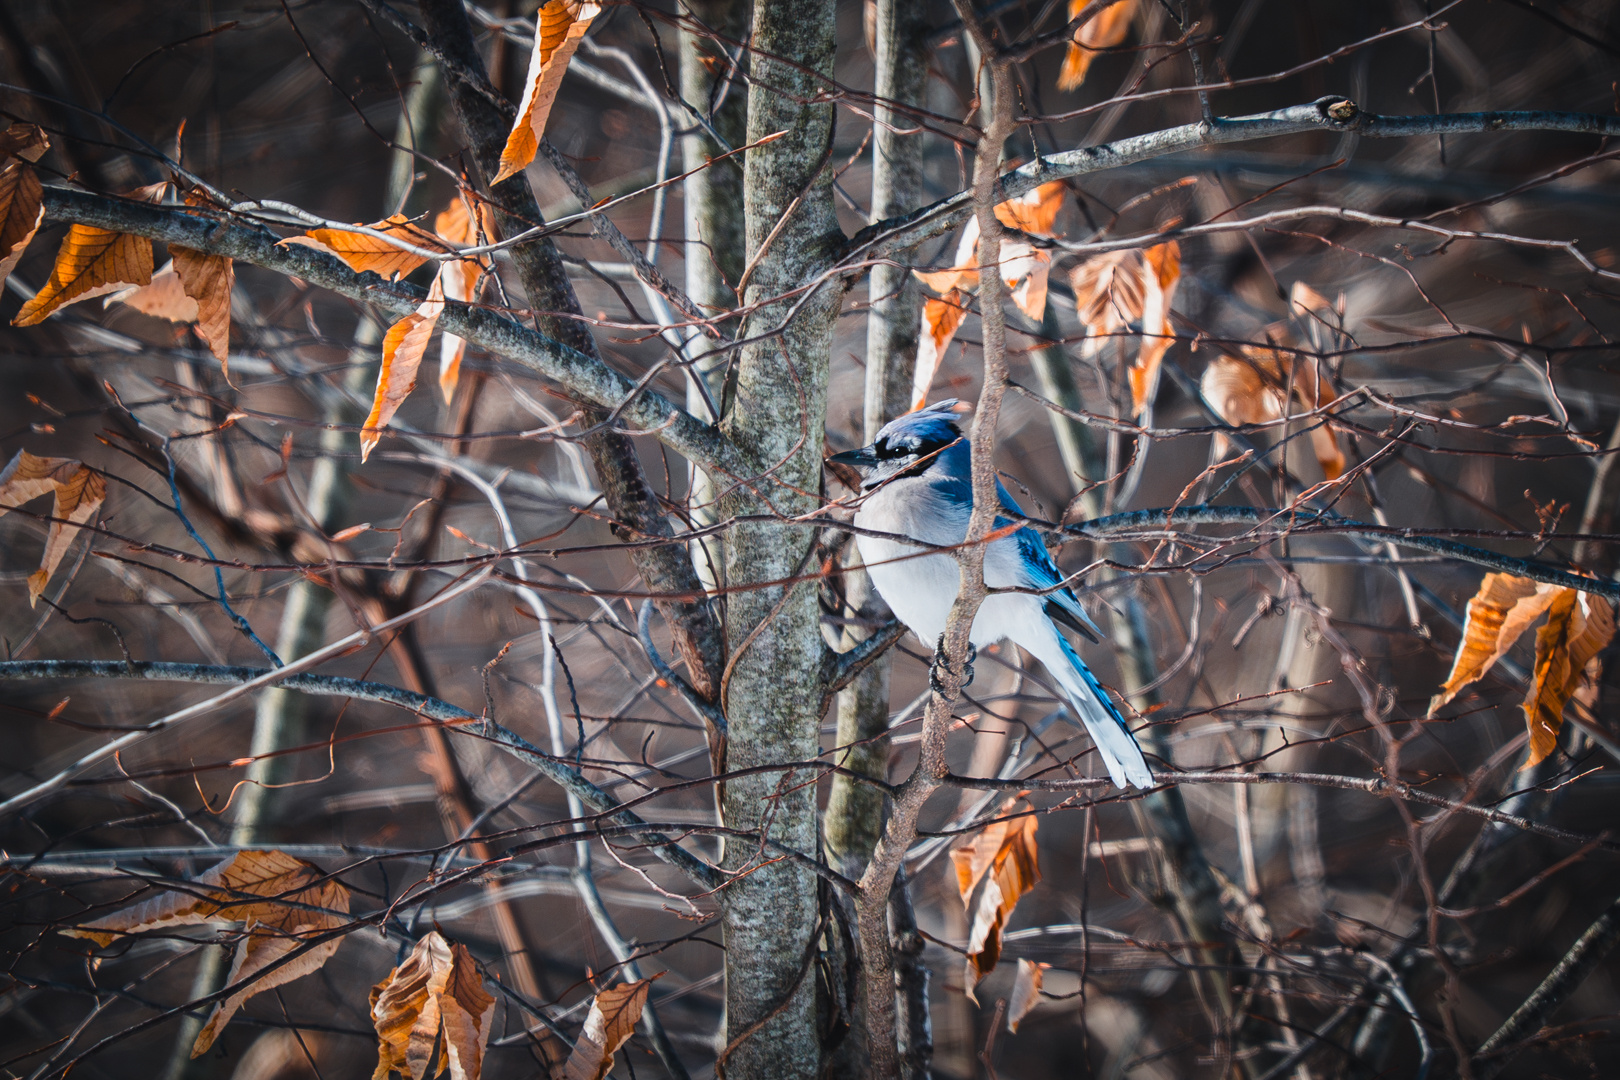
[825,1,932,1069]
[681,0,749,599]
[716,1,842,1074]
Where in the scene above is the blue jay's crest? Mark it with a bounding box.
[827,400,968,490]
[874,400,965,458]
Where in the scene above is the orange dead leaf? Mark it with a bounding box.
[302,215,450,280]
[1200,335,1342,478]
[1072,242,1179,415]
[563,976,656,1080]
[999,241,1052,321]
[961,811,1041,999]
[911,290,969,411]
[370,931,496,1080]
[110,260,198,321]
[61,850,349,1058]
[0,161,44,281]
[171,246,234,368]
[13,222,154,325]
[1007,958,1049,1032]
[1058,0,1135,92]
[0,450,107,606]
[362,273,446,462]
[993,180,1066,236]
[437,261,481,403]
[912,264,976,294]
[431,195,494,401]
[493,0,602,185]
[1525,589,1615,767]
[0,122,50,164]
[433,195,499,248]
[1428,573,1559,715]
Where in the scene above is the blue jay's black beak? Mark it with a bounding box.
[826,446,877,470]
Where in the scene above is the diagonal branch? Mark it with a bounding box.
[36,186,743,478]
[0,658,724,892]
[844,99,1620,265]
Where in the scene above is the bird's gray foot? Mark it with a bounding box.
[930,635,976,695]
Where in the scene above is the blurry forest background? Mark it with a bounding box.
[3,1,1620,1079]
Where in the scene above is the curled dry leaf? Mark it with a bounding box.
[0,161,44,281]
[993,180,1066,237]
[1527,589,1615,766]
[563,975,657,1080]
[172,245,234,368]
[910,290,969,411]
[1429,573,1558,715]
[298,214,450,281]
[13,223,154,326]
[432,195,495,402]
[362,272,447,462]
[1058,0,1135,92]
[955,809,1041,1000]
[61,850,350,1058]
[1071,241,1180,416]
[0,122,50,164]
[370,931,496,1080]
[110,260,198,321]
[0,450,107,606]
[909,183,1067,404]
[108,248,235,372]
[1007,958,1049,1033]
[1428,572,1617,768]
[1199,336,1343,479]
[493,0,602,185]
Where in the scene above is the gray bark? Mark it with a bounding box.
[681,0,749,598]
[828,2,932,1069]
[716,1,842,1075]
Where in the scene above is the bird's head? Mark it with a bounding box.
[826,400,968,490]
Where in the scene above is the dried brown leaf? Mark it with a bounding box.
[362,273,446,462]
[302,215,450,280]
[0,450,106,606]
[370,931,496,1080]
[1525,590,1616,767]
[563,976,656,1080]
[171,245,234,368]
[1429,573,1558,715]
[1007,958,1048,1032]
[0,162,44,281]
[1058,0,1135,92]
[1200,336,1343,477]
[436,260,482,403]
[493,0,602,185]
[433,195,499,248]
[13,223,153,325]
[951,816,1016,909]
[57,850,349,1058]
[0,122,50,163]
[911,289,969,411]
[964,813,1041,1000]
[993,180,1066,236]
[110,261,198,322]
[1072,242,1179,415]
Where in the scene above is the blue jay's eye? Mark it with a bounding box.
[873,437,912,461]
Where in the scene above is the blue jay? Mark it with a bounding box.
[827,401,1153,789]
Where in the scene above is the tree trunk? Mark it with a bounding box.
[716,1,842,1075]
[681,0,748,598]
[825,0,932,1071]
